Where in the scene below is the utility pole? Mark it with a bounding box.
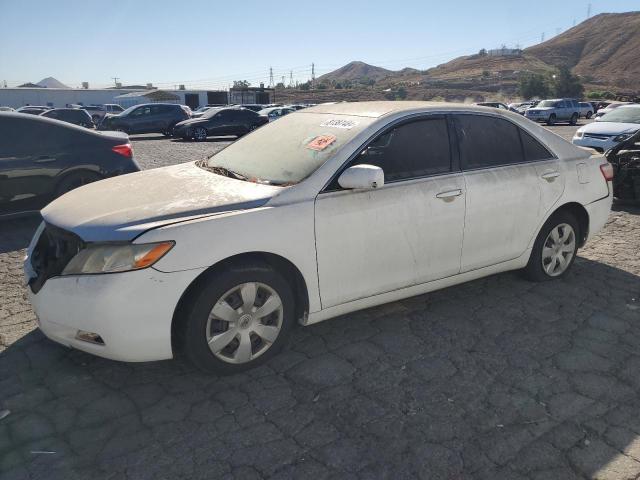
[541,32,545,43]
[289,70,293,87]
[112,77,120,87]
[311,63,315,89]
[269,67,274,88]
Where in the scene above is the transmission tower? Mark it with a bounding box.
[269,67,274,88]
[112,77,120,87]
[541,32,545,42]
[311,63,315,89]
[289,70,293,87]
[587,3,592,19]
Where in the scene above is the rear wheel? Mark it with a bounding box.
[179,263,295,374]
[523,211,579,282]
[546,114,556,126]
[55,171,101,197]
[586,111,593,119]
[193,126,208,141]
[569,113,579,125]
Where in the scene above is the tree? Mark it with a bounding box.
[396,86,408,100]
[550,67,583,98]
[478,48,487,56]
[518,72,549,99]
[233,80,250,88]
[299,81,311,91]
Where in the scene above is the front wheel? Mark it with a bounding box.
[523,211,579,282]
[546,114,556,126]
[193,126,208,141]
[179,263,295,374]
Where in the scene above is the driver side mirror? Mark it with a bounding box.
[338,164,384,190]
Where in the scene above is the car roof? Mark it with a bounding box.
[300,101,524,118]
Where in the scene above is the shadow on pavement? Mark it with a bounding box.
[1,251,640,479]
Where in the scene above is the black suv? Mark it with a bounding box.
[99,103,190,135]
[40,108,95,128]
[173,107,269,141]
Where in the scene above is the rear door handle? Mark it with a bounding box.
[541,171,560,181]
[436,189,463,200]
[34,156,56,163]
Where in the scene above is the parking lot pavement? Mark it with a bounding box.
[2,125,640,479]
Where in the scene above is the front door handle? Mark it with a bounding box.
[541,171,560,181]
[436,189,463,200]
[34,156,56,163]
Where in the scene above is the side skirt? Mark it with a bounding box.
[302,250,531,326]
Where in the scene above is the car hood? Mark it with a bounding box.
[41,162,282,242]
[175,118,207,127]
[579,122,640,136]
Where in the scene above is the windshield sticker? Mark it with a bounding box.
[320,119,358,129]
[306,134,337,151]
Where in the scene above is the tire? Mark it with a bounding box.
[523,211,580,282]
[55,171,101,197]
[179,262,295,374]
[586,111,593,119]
[193,126,208,141]
[162,123,177,137]
[569,113,578,125]
[547,114,556,126]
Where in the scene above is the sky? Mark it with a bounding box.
[0,0,638,90]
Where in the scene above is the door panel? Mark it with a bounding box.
[461,165,541,271]
[315,174,465,308]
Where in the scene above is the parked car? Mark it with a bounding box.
[605,130,640,202]
[477,102,511,111]
[191,106,215,118]
[525,98,580,125]
[594,102,634,119]
[578,102,594,119]
[40,108,95,128]
[237,104,266,112]
[258,106,295,122]
[99,103,190,136]
[0,106,15,112]
[16,106,51,115]
[0,112,139,218]
[173,107,268,141]
[286,104,308,111]
[24,102,612,373]
[573,104,640,152]
[82,104,125,124]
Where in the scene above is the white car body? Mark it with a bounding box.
[573,121,640,152]
[25,102,613,363]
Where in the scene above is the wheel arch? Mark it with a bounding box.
[547,202,590,247]
[171,251,310,351]
[54,167,103,190]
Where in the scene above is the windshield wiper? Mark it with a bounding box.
[197,161,248,181]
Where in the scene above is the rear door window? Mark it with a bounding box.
[455,114,524,169]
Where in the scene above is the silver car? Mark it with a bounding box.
[525,99,580,125]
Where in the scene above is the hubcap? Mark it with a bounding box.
[541,223,576,277]
[194,127,206,140]
[206,282,283,364]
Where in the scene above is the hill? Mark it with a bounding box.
[316,11,640,93]
[36,77,70,88]
[525,12,640,89]
[318,61,395,83]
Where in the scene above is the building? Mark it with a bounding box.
[487,47,523,57]
[229,86,274,105]
[0,87,234,110]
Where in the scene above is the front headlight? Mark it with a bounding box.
[575,130,584,138]
[613,133,632,143]
[62,241,174,275]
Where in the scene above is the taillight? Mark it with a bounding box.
[600,162,614,181]
[112,143,133,158]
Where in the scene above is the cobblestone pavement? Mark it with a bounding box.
[2,126,640,479]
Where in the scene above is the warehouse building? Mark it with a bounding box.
[0,85,273,110]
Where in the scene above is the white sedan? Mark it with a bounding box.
[25,102,613,373]
[573,104,640,153]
